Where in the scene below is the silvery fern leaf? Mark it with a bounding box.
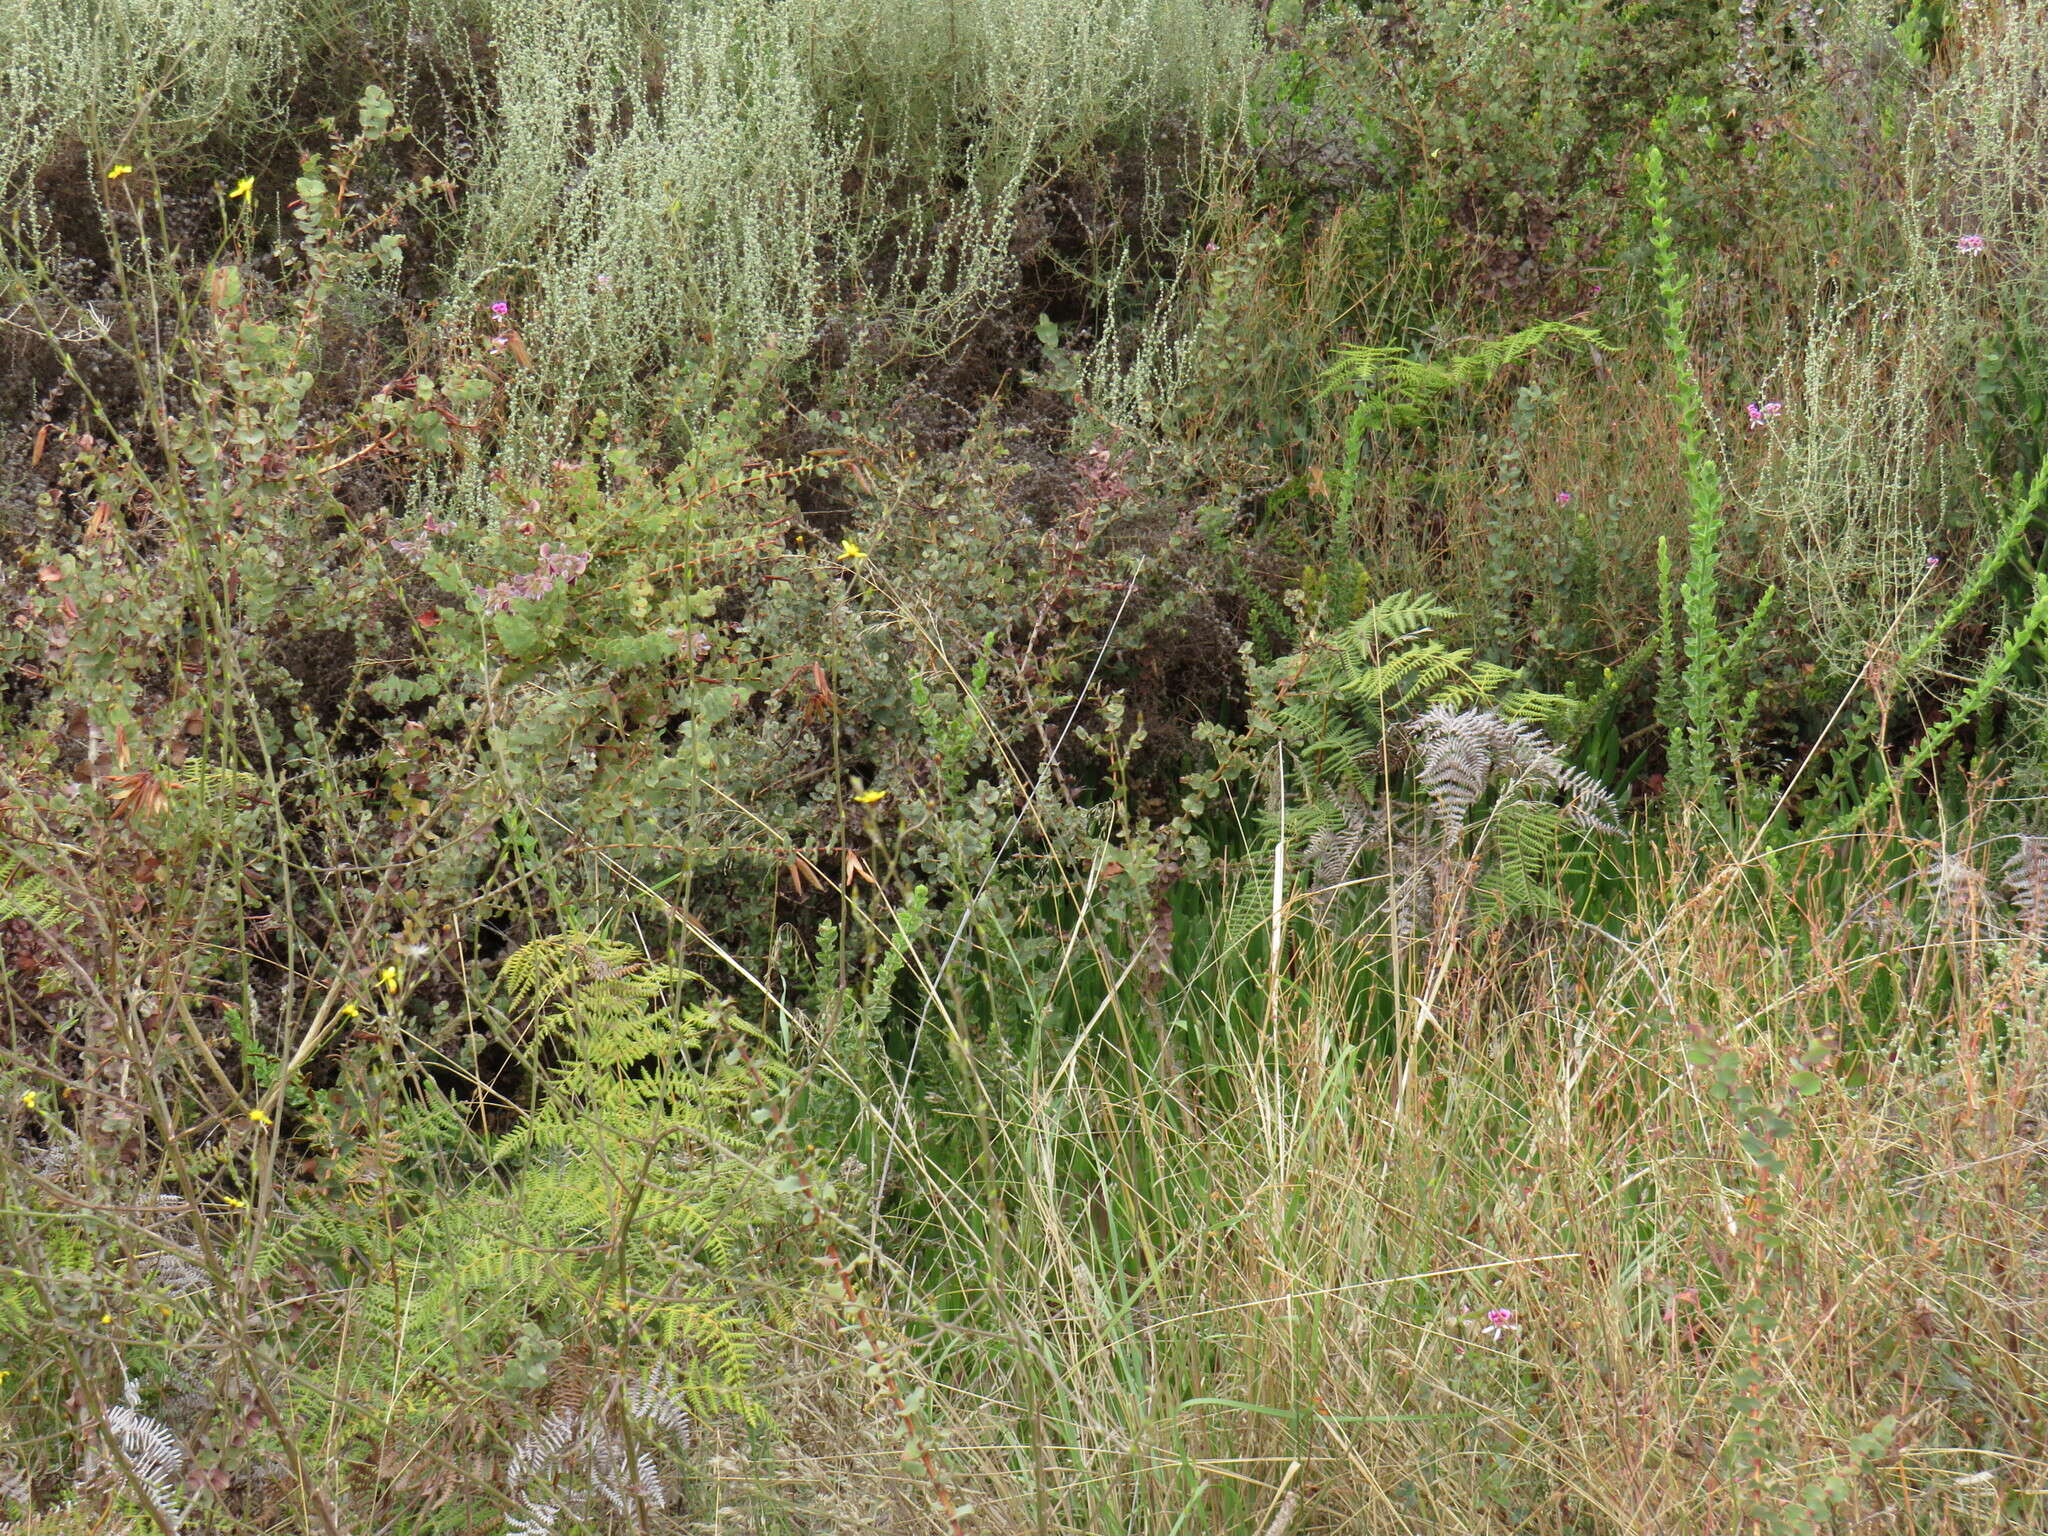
[506,1499,561,1536]
[628,1366,694,1443]
[507,1408,578,1485]
[2004,835,2048,934]
[103,1403,186,1530]
[1410,705,1621,838]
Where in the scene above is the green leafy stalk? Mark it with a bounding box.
[1644,144,1739,801]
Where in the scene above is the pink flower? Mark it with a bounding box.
[1482,1307,1519,1342]
[1956,234,1985,255]
[1746,400,1783,430]
[478,543,592,614]
[489,300,510,317]
[1555,491,1573,506]
[388,514,453,561]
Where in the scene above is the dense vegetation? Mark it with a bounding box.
[2,0,2045,1530]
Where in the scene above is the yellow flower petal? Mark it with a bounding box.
[839,538,866,561]
[228,175,255,200]
[852,789,886,804]
[379,965,400,994]
[248,1107,273,1127]
[19,1091,35,1109]
[224,1196,247,1209]
[339,1002,360,1019]
[106,164,133,181]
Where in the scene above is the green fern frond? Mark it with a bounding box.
[1345,590,1460,646]
[0,853,67,931]
[1322,321,1603,409]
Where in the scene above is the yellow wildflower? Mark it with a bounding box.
[339,1002,360,1019]
[853,789,886,804]
[839,538,866,561]
[19,1091,35,1110]
[248,1107,273,1127]
[228,175,254,201]
[223,1196,247,1209]
[106,164,134,181]
[99,1313,111,1325]
[379,965,400,994]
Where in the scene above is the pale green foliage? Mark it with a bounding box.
[1761,9,2048,684]
[457,0,1249,428]
[796,0,1248,164]
[465,0,842,421]
[1759,279,1958,684]
[0,0,289,205]
[1907,8,2048,281]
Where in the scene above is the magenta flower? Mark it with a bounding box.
[489,300,510,317]
[1956,234,1986,255]
[1746,400,1783,430]
[1482,1307,1520,1342]
[1555,491,1573,506]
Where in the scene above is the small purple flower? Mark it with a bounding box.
[1925,554,1942,571]
[478,542,592,614]
[1482,1307,1520,1342]
[1555,491,1573,506]
[1956,234,1985,255]
[1746,400,1783,430]
[489,300,510,317]
[388,514,453,562]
